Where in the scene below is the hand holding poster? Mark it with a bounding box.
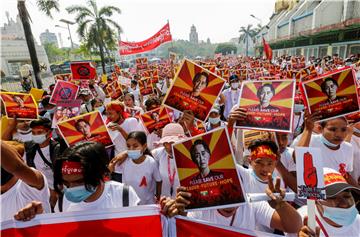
[0,92,38,120]
[172,127,246,211]
[70,62,97,80]
[163,59,226,122]
[301,67,360,121]
[57,111,113,147]
[140,106,171,134]
[50,81,80,105]
[235,80,296,132]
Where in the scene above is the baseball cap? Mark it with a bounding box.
[79,88,92,96]
[158,123,186,144]
[324,167,360,197]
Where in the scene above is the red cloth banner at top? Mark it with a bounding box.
[119,23,172,55]
[262,37,273,61]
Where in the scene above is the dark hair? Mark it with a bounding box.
[90,98,103,107]
[248,139,278,155]
[126,131,152,157]
[41,96,51,107]
[321,78,338,94]
[131,80,138,86]
[145,97,161,111]
[229,74,239,82]
[320,117,347,128]
[257,84,275,99]
[30,117,52,130]
[124,92,135,102]
[74,119,90,132]
[190,139,211,163]
[53,142,109,193]
[192,72,209,87]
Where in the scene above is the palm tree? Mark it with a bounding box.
[17,0,59,89]
[66,0,122,74]
[239,24,258,57]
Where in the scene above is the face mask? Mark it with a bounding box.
[95,106,105,114]
[231,82,239,89]
[322,204,357,226]
[251,169,276,183]
[127,150,143,160]
[294,104,304,113]
[17,128,31,135]
[208,117,221,125]
[320,135,339,148]
[64,185,96,203]
[47,108,56,114]
[32,134,47,144]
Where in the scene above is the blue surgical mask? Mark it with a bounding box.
[64,185,96,203]
[127,150,143,160]
[320,135,339,148]
[250,169,276,183]
[294,104,304,113]
[47,108,56,114]
[95,105,105,114]
[32,134,47,144]
[208,117,221,125]
[322,204,358,226]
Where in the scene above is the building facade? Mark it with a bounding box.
[254,0,360,60]
[40,29,58,47]
[189,25,199,44]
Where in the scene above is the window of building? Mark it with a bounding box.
[349,44,360,55]
[319,46,327,58]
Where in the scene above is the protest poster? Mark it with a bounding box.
[295,147,326,200]
[172,127,246,211]
[0,92,38,120]
[299,65,318,82]
[70,62,97,80]
[54,73,72,81]
[139,78,154,96]
[106,81,123,99]
[216,68,229,82]
[235,80,296,133]
[136,57,148,71]
[57,111,113,147]
[163,59,226,122]
[346,111,360,123]
[52,100,82,128]
[29,88,44,102]
[243,130,271,149]
[301,67,360,121]
[49,80,80,105]
[140,106,171,134]
[114,64,121,75]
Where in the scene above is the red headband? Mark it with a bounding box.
[32,125,51,131]
[250,145,278,161]
[62,161,83,175]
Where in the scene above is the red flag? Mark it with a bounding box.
[262,37,273,61]
[119,23,172,55]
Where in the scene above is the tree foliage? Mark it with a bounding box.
[214,43,237,55]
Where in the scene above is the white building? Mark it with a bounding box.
[40,29,58,47]
[0,13,50,77]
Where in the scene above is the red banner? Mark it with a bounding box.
[119,23,172,55]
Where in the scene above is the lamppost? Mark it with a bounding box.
[55,19,75,49]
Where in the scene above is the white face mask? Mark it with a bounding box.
[208,117,221,125]
[32,134,47,144]
[231,82,239,89]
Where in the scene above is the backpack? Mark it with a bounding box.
[24,139,62,169]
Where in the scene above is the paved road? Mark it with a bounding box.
[1,76,55,92]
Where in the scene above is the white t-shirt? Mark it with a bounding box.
[59,181,140,212]
[350,135,360,182]
[147,132,161,151]
[286,205,360,237]
[309,134,353,172]
[108,118,144,155]
[188,201,274,231]
[33,145,54,189]
[279,147,296,172]
[12,130,32,142]
[152,147,180,198]
[128,87,140,106]
[118,155,162,205]
[1,172,51,221]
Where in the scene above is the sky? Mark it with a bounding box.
[1,0,275,47]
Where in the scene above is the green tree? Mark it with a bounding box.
[17,0,59,88]
[214,43,237,55]
[239,24,258,56]
[66,0,122,74]
[43,43,65,63]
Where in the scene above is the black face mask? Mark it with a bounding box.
[1,168,14,186]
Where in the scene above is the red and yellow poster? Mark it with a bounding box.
[57,111,113,147]
[0,92,38,120]
[50,80,80,105]
[299,65,318,82]
[140,106,171,134]
[54,73,72,81]
[139,78,154,96]
[163,59,226,122]
[136,58,148,71]
[106,81,123,99]
[346,111,360,123]
[302,67,360,121]
[173,128,246,211]
[70,62,97,80]
[235,80,296,132]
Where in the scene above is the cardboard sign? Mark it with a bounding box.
[295,147,326,200]
[106,81,123,99]
[52,100,82,128]
[139,78,154,96]
[29,88,44,102]
[172,127,246,211]
[136,57,148,71]
[302,67,360,121]
[235,80,296,133]
[0,92,38,120]
[57,111,113,148]
[50,81,80,105]
[140,106,171,134]
[70,62,97,80]
[163,59,226,122]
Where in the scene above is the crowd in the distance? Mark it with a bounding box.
[1,52,360,237]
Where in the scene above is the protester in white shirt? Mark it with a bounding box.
[296,168,360,237]
[1,141,50,221]
[109,131,162,205]
[205,106,227,132]
[151,123,186,198]
[78,88,94,114]
[127,80,141,106]
[349,123,360,185]
[1,118,32,142]
[219,75,241,120]
[124,92,144,117]
[105,101,143,155]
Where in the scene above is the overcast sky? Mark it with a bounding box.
[1,0,275,47]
